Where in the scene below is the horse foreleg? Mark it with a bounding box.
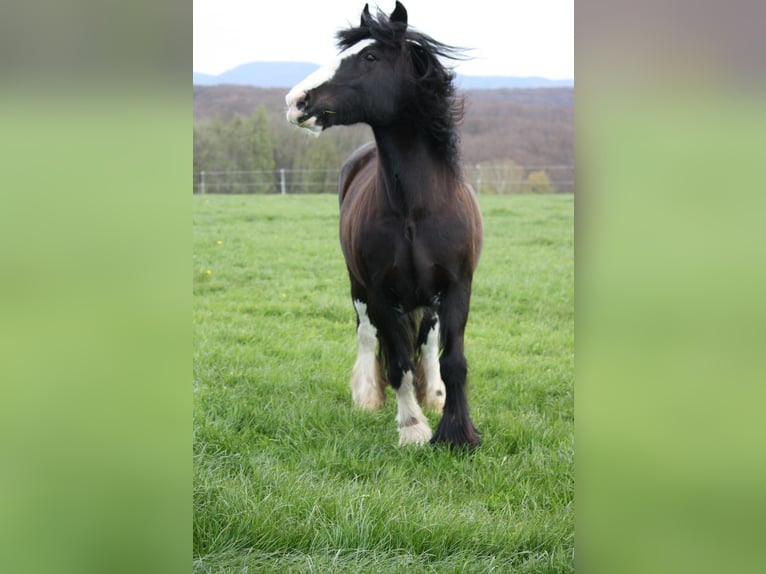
[366,300,432,446]
[350,300,386,410]
[431,286,481,448]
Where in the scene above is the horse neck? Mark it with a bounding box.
[372,124,457,214]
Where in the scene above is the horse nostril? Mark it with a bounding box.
[297,92,311,111]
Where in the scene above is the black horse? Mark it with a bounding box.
[286,2,483,447]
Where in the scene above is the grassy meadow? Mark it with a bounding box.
[193,193,574,572]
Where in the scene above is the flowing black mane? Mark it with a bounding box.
[336,7,465,169]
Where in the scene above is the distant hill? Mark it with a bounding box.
[193,61,573,90]
[194,63,321,89]
[455,76,573,90]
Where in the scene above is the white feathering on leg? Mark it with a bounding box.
[419,319,446,412]
[351,300,385,409]
[396,371,432,445]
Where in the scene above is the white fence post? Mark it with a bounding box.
[200,171,205,194]
[475,164,481,194]
[280,168,286,195]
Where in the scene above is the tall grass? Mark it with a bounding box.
[193,194,573,572]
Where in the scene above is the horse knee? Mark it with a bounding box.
[440,353,467,386]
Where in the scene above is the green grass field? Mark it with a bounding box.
[193,193,573,573]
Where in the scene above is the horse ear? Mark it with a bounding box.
[390,1,408,26]
[360,4,372,27]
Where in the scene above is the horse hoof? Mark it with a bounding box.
[430,416,481,448]
[422,388,446,413]
[431,434,481,449]
[351,364,385,410]
[352,390,385,410]
[398,419,433,446]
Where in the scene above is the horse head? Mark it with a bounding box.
[286,1,451,134]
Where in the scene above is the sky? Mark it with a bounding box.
[193,0,573,79]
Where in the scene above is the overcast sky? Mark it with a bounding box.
[193,0,573,79]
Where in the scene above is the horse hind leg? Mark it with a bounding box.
[395,369,433,446]
[415,313,446,413]
[350,300,386,410]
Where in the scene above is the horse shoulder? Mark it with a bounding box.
[339,141,377,206]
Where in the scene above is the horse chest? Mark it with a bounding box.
[354,219,443,302]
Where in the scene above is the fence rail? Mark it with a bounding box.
[192,165,575,195]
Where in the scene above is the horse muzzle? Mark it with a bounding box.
[285,89,323,134]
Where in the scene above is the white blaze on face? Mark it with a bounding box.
[285,39,376,133]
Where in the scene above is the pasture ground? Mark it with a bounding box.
[193,193,574,573]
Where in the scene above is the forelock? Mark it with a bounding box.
[336,7,407,51]
[336,9,464,65]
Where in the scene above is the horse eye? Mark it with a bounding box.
[364,53,377,62]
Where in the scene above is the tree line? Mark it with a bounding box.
[192,86,574,194]
[193,106,371,194]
